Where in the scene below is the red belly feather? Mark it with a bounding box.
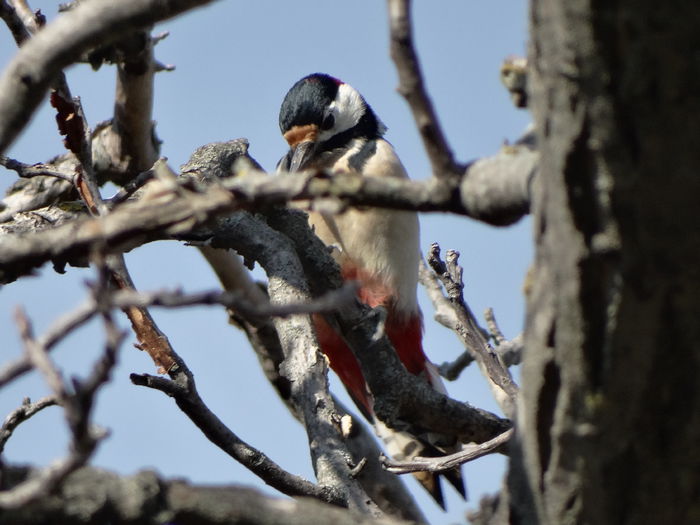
[313,264,427,414]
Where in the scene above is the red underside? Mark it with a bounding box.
[314,265,428,414]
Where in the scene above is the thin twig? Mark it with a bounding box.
[129,371,342,506]
[382,428,513,474]
[0,302,116,509]
[107,167,155,205]
[106,283,358,318]
[16,308,67,398]
[426,243,519,417]
[387,0,460,180]
[1,281,354,390]
[485,307,507,345]
[0,0,218,154]
[0,156,75,182]
[0,300,96,389]
[0,396,59,454]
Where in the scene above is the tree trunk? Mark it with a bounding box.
[510,1,700,524]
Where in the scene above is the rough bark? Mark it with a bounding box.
[503,2,700,524]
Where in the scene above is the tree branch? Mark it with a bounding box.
[91,28,162,185]
[0,304,118,509]
[0,0,218,155]
[387,0,460,180]
[0,139,536,282]
[197,210,382,516]
[0,396,58,455]
[0,1,30,46]
[205,263,428,523]
[426,244,519,417]
[129,371,337,505]
[383,428,513,474]
[0,465,410,525]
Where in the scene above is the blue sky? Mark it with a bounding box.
[0,1,530,523]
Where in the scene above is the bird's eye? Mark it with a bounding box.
[321,113,335,131]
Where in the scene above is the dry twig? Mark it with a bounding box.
[0,156,75,182]
[0,304,119,509]
[387,0,460,180]
[0,0,218,154]
[0,396,58,455]
[425,244,519,417]
[129,371,340,506]
[382,429,513,474]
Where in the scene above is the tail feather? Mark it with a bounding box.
[413,471,446,510]
[444,467,467,500]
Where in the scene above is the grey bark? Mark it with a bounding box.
[491,2,700,524]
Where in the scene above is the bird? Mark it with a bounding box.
[277,73,465,508]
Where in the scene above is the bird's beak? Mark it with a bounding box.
[289,140,316,172]
[284,124,319,172]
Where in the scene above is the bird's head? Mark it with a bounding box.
[278,73,386,172]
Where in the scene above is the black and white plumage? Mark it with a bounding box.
[278,73,465,508]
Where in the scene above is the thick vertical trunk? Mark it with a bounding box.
[510,1,700,524]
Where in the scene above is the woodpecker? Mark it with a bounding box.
[278,73,465,508]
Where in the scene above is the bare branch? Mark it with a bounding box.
[105,166,155,205]
[426,244,519,417]
[387,0,460,180]
[0,303,116,509]
[90,29,161,185]
[7,0,40,34]
[0,0,218,154]
[459,139,536,226]
[0,1,31,45]
[201,210,382,516]
[211,265,428,522]
[0,148,535,282]
[485,307,507,345]
[16,308,66,397]
[383,429,513,474]
[0,280,353,391]
[0,155,75,182]
[129,371,338,506]
[386,0,536,224]
[0,396,58,455]
[106,283,358,318]
[0,296,97,389]
[0,465,409,525]
[418,266,523,381]
[0,175,238,282]
[483,308,522,366]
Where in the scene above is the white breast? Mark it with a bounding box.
[308,138,420,315]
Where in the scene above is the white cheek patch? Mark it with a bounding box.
[319,83,366,141]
